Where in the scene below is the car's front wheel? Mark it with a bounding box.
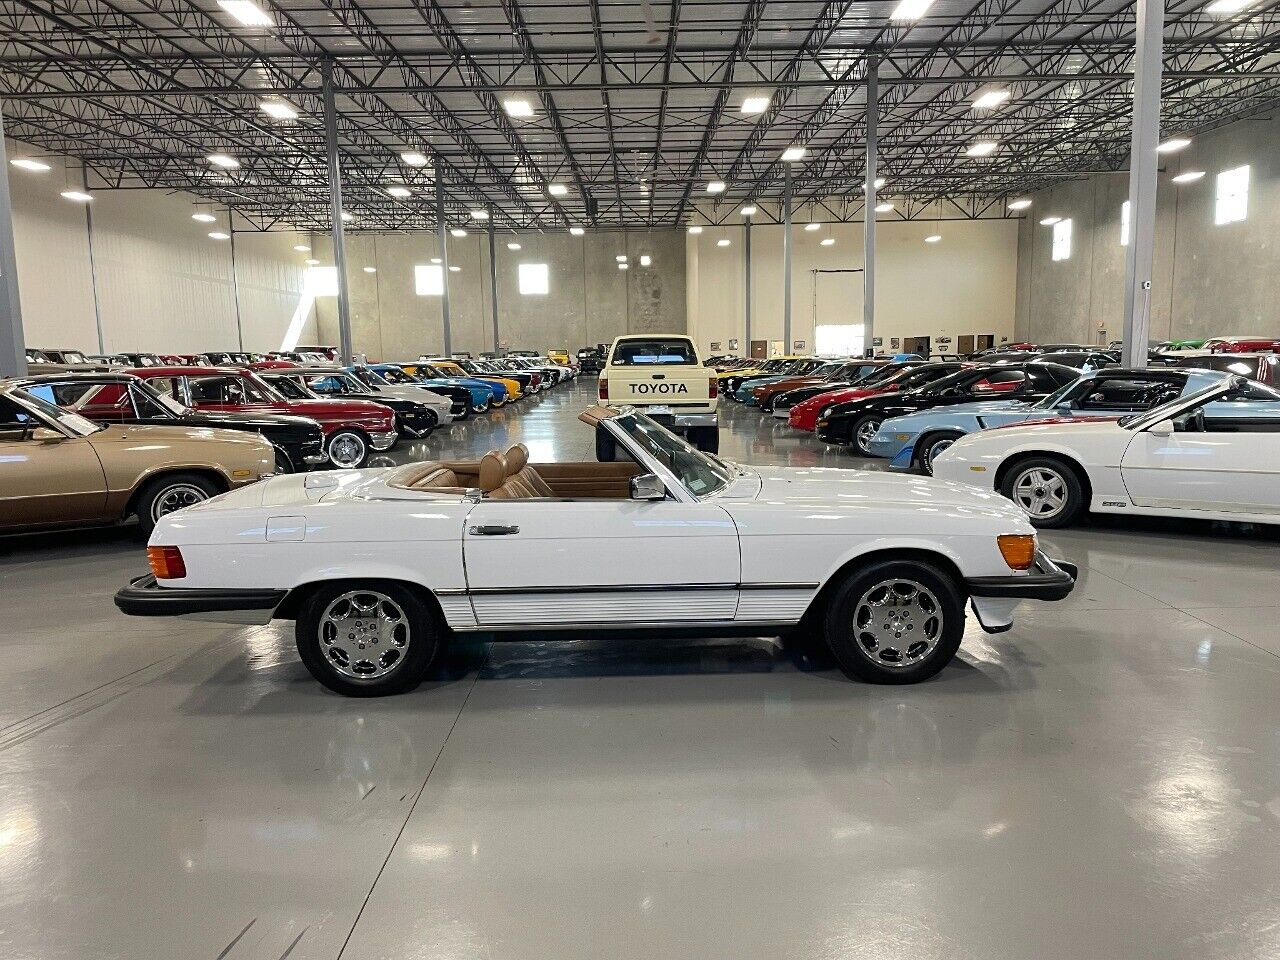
[917,431,964,476]
[999,457,1086,528]
[850,414,884,456]
[471,397,490,414]
[296,582,443,696]
[327,429,369,468]
[136,472,221,536]
[822,560,964,684]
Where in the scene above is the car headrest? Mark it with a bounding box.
[479,450,506,491]
[505,442,528,472]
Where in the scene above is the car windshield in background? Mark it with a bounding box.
[611,340,698,365]
[612,413,732,497]
[9,387,104,436]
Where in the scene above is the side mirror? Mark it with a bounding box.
[629,473,666,501]
[1147,418,1174,436]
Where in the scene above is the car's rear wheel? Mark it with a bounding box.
[822,560,964,684]
[917,431,964,476]
[136,472,221,536]
[999,457,1086,528]
[327,429,369,468]
[851,414,884,456]
[296,582,443,696]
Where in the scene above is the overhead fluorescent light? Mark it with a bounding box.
[386,186,411,198]
[207,153,240,169]
[293,243,310,251]
[971,89,1011,110]
[875,202,894,212]
[740,96,770,114]
[965,141,999,157]
[716,238,731,247]
[449,265,461,272]
[208,231,231,240]
[470,209,489,220]
[548,183,569,197]
[340,211,354,222]
[1157,137,1191,153]
[305,258,320,265]
[740,205,757,216]
[430,258,442,264]
[618,263,629,270]
[924,234,942,243]
[861,177,886,190]
[400,151,429,166]
[1172,170,1206,183]
[640,254,652,266]
[1039,216,1061,225]
[616,254,628,262]
[60,190,93,202]
[569,226,585,235]
[1008,198,1033,210]
[1206,0,1251,12]
[259,99,297,120]
[503,97,535,118]
[218,0,272,26]
[890,0,935,20]
[450,228,467,237]
[10,158,50,172]
[363,266,377,273]
[192,212,218,223]
[706,181,726,194]
[820,237,835,246]
[507,242,522,250]
[687,225,703,234]
[804,222,821,231]
[780,146,806,162]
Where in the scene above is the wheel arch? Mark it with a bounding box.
[274,576,448,629]
[124,467,231,520]
[994,449,1093,502]
[799,544,968,628]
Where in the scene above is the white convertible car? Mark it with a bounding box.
[932,374,1280,527]
[116,406,1076,696]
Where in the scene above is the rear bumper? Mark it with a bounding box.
[115,574,286,622]
[965,552,1077,601]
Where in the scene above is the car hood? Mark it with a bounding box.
[181,409,320,433]
[283,398,395,421]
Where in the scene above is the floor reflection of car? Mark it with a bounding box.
[117,404,1078,697]
[0,381,274,535]
[932,375,1280,528]
[22,372,325,474]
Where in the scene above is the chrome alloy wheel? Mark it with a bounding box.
[328,431,367,468]
[151,483,210,522]
[856,417,881,453]
[852,578,944,668]
[922,437,956,473]
[320,590,411,681]
[1011,465,1068,520]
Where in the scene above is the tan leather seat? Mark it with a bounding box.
[479,450,507,493]
[505,443,554,497]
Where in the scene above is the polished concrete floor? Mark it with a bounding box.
[3,379,1280,960]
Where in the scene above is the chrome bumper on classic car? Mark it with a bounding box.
[369,430,399,451]
[115,574,286,621]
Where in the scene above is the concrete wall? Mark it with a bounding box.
[5,137,315,356]
[687,212,1019,355]
[1015,113,1280,344]
[311,228,687,360]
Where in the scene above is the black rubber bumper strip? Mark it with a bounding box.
[965,552,1078,602]
[114,574,287,617]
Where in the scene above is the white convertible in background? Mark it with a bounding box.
[117,406,1076,696]
[932,374,1280,528]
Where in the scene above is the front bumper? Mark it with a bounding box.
[370,430,398,451]
[115,574,286,623]
[966,552,1078,602]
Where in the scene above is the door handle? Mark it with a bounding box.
[469,524,520,536]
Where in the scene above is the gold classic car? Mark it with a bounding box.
[0,380,275,535]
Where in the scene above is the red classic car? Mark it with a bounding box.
[788,362,972,432]
[126,366,398,468]
[1203,336,1280,354]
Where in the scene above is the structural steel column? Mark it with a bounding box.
[435,165,453,356]
[863,59,878,358]
[487,220,500,353]
[0,106,26,376]
[228,207,245,352]
[744,219,752,349]
[782,166,792,353]
[321,60,354,364]
[1121,0,1164,368]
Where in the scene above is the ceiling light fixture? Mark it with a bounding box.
[706,181,726,194]
[716,238,731,247]
[507,242,522,250]
[218,0,273,26]
[1039,216,1061,225]
[363,266,377,273]
[450,228,467,238]
[449,265,460,272]
[259,99,298,120]
[305,258,320,265]
[569,226,585,236]
[430,258,442,264]
[741,205,757,216]
[386,186,411,198]
[400,151,429,167]
[820,237,835,246]
[340,211,354,222]
[965,141,999,157]
[890,0,935,20]
[687,225,703,234]
[1157,137,1191,153]
[192,212,218,223]
[548,183,569,197]
[470,209,489,220]
[616,254,628,262]
[293,243,310,251]
[60,190,93,202]
[207,153,240,169]
[740,96,770,114]
[804,222,821,232]
[875,202,894,212]
[1206,0,1251,12]
[971,89,1011,110]
[1172,170,1206,183]
[503,97,535,118]
[924,234,942,243]
[640,255,652,266]
[208,231,231,240]
[1008,198,1033,210]
[10,158,50,172]
[781,146,806,162]
[618,263,629,270]
[861,178,886,190]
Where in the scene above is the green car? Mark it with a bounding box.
[1165,338,1206,350]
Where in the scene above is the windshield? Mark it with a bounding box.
[134,379,190,415]
[301,372,372,396]
[255,374,313,401]
[1115,377,1280,428]
[1030,379,1081,411]
[610,339,698,365]
[610,413,732,497]
[8,387,104,436]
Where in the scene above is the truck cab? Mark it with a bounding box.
[598,335,719,452]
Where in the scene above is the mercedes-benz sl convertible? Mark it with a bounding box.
[115,406,1077,696]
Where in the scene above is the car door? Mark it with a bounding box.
[463,495,741,627]
[0,396,108,527]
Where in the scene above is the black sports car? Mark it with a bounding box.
[816,362,1084,455]
[772,361,937,413]
[21,372,326,472]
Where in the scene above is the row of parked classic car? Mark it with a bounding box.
[710,339,1280,530]
[1,346,578,536]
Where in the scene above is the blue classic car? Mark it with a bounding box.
[368,362,504,411]
[871,367,1230,474]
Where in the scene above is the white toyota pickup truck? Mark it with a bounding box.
[598,335,719,453]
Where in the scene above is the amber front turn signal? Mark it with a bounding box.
[997,534,1037,571]
[147,545,187,580]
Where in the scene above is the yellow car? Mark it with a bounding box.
[428,359,525,401]
[716,356,811,393]
[548,348,571,365]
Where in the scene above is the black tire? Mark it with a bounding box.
[998,456,1086,529]
[850,414,884,456]
[822,560,965,684]
[689,425,720,454]
[917,431,965,476]
[595,426,618,462]
[135,472,221,536]
[295,581,444,697]
[273,447,295,474]
[326,429,370,468]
